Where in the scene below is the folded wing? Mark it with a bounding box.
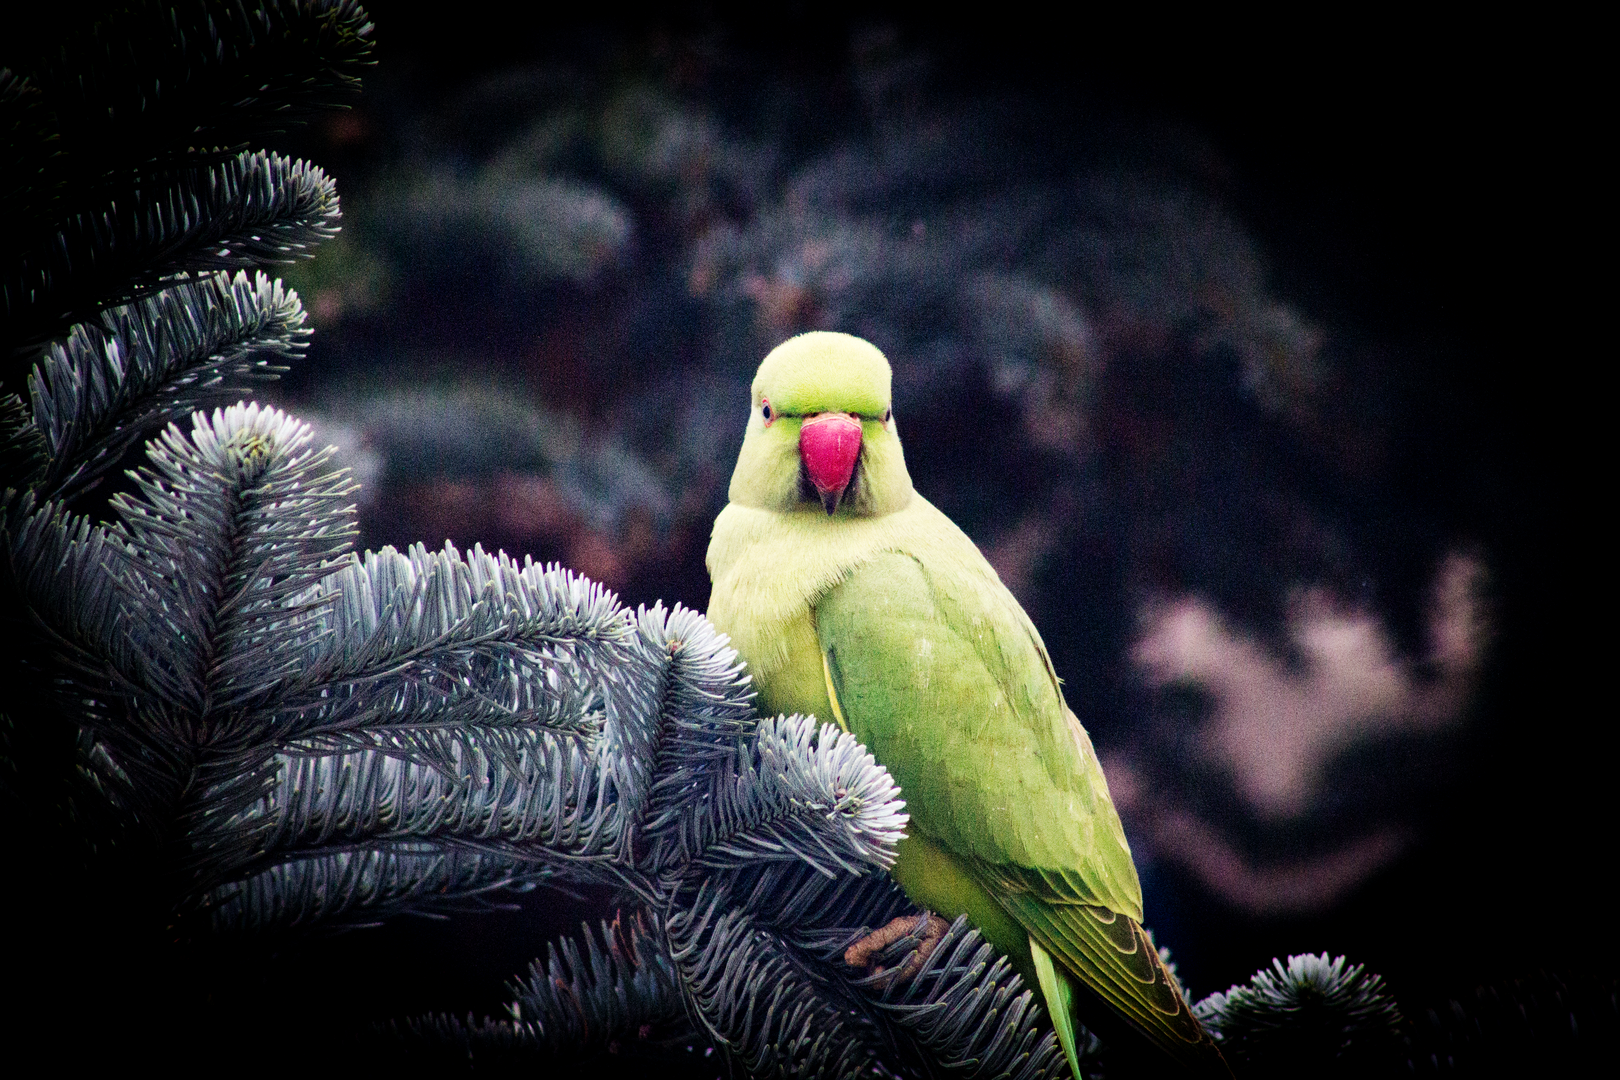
[815,551,1222,1071]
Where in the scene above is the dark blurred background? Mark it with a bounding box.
[50,3,1598,1046]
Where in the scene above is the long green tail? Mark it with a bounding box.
[1030,938,1086,1077]
[1029,932,1233,1078]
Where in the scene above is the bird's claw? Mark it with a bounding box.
[844,912,950,987]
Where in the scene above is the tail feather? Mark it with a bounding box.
[1030,939,1085,1078]
[1024,915,1233,1077]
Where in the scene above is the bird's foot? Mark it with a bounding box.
[844,912,950,987]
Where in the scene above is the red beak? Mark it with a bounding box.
[799,412,863,515]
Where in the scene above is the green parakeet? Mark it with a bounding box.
[706,332,1230,1076]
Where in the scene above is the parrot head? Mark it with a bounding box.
[728,331,914,517]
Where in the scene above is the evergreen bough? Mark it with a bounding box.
[1193,953,1406,1076]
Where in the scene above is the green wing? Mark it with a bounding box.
[815,551,1219,1070]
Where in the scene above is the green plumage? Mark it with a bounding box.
[707,332,1228,1076]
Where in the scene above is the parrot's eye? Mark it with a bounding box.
[883,407,892,423]
[761,399,773,424]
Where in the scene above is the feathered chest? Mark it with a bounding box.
[704,494,1035,729]
[704,502,895,723]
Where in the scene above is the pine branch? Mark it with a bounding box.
[27,271,307,499]
[7,404,357,892]
[665,879,881,1077]
[671,861,1068,1079]
[4,150,339,371]
[656,713,908,880]
[0,68,51,232]
[210,842,541,931]
[9,1,374,231]
[509,915,697,1055]
[109,402,358,727]
[635,602,758,863]
[1194,953,1405,1076]
[0,392,48,486]
[857,915,1069,1079]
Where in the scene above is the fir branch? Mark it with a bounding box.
[208,841,538,931]
[665,880,880,1078]
[3,405,358,884]
[255,545,651,874]
[0,392,48,486]
[98,402,356,891]
[726,860,917,950]
[396,879,1070,1079]
[28,271,307,499]
[4,150,339,370]
[0,489,177,827]
[2,490,140,702]
[657,875,1065,1080]
[859,915,1069,1079]
[5,396,1048,1068]
[661,713,909,879]
[243,729,610,875]
[195,549,767,924]
[10,1,373,230]
[690,862,1069,1079]
[637,602,758,867]
[0,68,51,233]
[258,543,635,743]
[109,402,358,732]
[1194,953,1405,1076]
[508,915,697,1055]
